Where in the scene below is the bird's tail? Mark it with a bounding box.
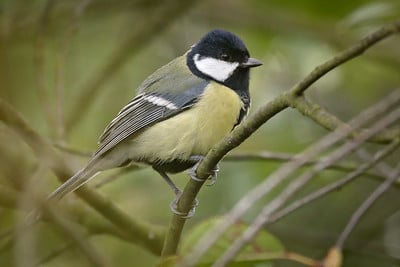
[24,164,99,225]
[47,166,99,202]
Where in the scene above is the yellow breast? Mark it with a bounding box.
[129,82,243,162]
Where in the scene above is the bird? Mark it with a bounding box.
[47,29,262,217]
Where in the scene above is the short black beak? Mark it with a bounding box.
[240,57,263,68]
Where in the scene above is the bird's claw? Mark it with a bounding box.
[188,156,219,186]
[207,165,219,186]
[169,192,199,219]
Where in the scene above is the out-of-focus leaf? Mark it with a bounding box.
[180,217,284,266]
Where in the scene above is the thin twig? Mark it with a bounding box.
[54,0,92,141]
[356,148,394,178]
[211,105,400,267]
[39,202,111,267]
[12,164,109,267]
[336,161,400,248]
[53,143,92,157]
[0,184,153,256]
[13,165,47,267]
[268,138,400,224]
[291,21,400,96]
[225,151,400,187]
[92,165,140,188]
[33,242,74,267]
[293,96,400,144]
[35,0,58,137]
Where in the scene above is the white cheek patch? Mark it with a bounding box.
[193,54,239,82]
[143,95,178,110]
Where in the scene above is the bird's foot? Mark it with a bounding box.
[169,191,199,219]
[188,155,219,186]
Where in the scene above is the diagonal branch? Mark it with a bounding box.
[225,151,400,188]
[54,0,92,141]
[291,20,400,96]
[0,185,153,251]
[267,138,400,224]
[33,242,74,267]
[164,20,400,260]
[336,161,400,248]
[34,0,58,137]
[34,201,111,267]
[292,96,400,144]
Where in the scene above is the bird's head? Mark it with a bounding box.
[187,29,262,87]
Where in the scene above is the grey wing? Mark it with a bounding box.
[94,82,208,159]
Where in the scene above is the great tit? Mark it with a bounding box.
[48,29,262,215]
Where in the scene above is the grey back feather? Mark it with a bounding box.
[93,55,209,159]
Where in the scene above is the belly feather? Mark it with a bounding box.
[129,83,243,163]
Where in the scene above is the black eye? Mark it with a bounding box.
[220,54,230,61]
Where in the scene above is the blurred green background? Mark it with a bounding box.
[1,0,400,266]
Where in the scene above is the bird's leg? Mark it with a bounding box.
[153,167,198,218]
[188,155,219,186]
[153,167,181,195]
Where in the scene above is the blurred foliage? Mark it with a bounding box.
[1,0,400,266]
[180,217,285,266]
